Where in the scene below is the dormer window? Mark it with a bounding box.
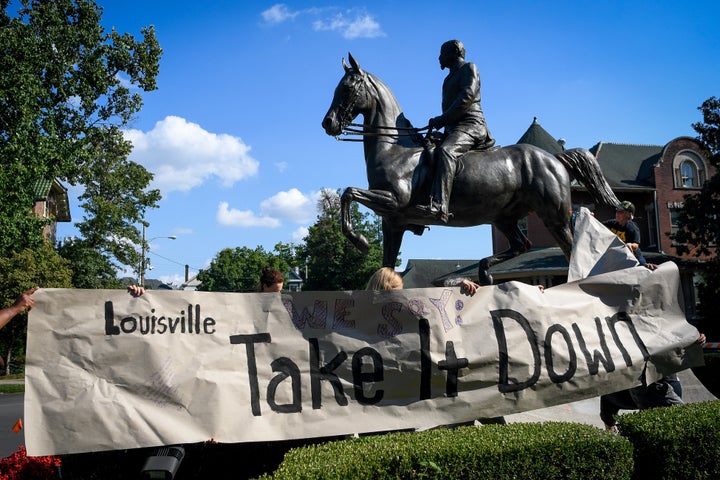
[673,151,705,189]
[680,161,697,187]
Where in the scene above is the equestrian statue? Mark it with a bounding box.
[321,51,619,285]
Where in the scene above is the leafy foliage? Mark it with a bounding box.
[0,244,72,374]
[300,189,385,291]
[274,241,304,274]
[262,423,633,480]
[196,246,290,292]
[617,400,720,480]
[0,0,162,272]
[56,237,125,288]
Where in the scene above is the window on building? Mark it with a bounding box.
[673,151,705,188]
[646,204,657,249]
[669,209,682,246]
[518,217,528,238]
[680,161,697,187]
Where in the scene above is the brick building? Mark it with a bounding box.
[31,178,71,243]
[487,118,715,321]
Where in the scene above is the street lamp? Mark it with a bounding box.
[139,225,177,286]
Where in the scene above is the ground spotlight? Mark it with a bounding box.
[140,445,185,480]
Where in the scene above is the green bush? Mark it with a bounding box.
[617,400,720,480]
[258,422,633,480]
[692,353,720,398]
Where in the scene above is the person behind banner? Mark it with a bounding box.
[603,201,657,270]
[0,287,38,330]
[445,277,545,295]
[600,333,706,432]
[259,266,284,292]
[443,277,481,295]
[365,267,403,290]
[127,285,145,296]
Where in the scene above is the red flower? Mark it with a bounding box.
[0,445,61,480]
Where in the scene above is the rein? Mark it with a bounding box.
[336,123,429,142]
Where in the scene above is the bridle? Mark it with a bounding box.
[332,71,429,142]
[336,123,429,142]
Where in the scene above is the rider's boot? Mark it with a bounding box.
[416,197,450,224]
[434,167,454,224]
[416,147,456,223]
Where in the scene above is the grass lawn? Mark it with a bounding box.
[0,374,23,394]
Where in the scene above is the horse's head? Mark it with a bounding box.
[322,53,371,137]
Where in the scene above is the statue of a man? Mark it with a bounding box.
[418,39,495,223]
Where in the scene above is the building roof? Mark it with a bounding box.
[488,247,568,279]
[286,269,303,283]
[516,117,565,154]
[32,178,71,221]
[418,249,694,288]
[401,249,570,287]
[588,142,662,190]
[400,259,478,288]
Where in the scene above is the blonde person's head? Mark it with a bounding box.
[366,267,403,290]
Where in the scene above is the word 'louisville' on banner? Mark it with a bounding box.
[26,259,700,455]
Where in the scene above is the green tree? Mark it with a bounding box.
[671,97,720,338]
[56,237,124,289]
[196,246,290,292]
[0,0,162,271]
[274,241,304,274]
[0,244,73,375]
[301,189,385,291]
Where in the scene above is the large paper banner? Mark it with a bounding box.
[26,261,700,455]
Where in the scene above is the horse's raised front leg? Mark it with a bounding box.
[340,186,400,253]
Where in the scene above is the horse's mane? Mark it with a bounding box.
[365,72,424,148]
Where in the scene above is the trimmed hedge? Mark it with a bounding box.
[692,353,720,398]
[258,422,633,480]
[617,400,720,480]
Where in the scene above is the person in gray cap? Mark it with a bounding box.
[602,200,656,269]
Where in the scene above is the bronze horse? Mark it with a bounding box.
[322,54,619,284]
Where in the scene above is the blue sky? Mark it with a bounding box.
[53,1,720,286]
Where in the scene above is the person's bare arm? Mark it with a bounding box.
[0,287,38,330]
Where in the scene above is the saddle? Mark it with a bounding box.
[423,130,500,153]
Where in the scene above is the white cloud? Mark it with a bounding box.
[260,188,317,223]
[263,5,384,40]
[216,189,318,228]
[216,201,281,228]
[261,4,299,24]
[313,12,384,39]
[124,116,259,194]
[292,226,309,242]
[275,161,288,173]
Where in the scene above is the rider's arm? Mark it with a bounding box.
[436,62,480,126]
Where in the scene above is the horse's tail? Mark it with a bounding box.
[555,148,620,207]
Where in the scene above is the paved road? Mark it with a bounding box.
[0,392,24,458]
